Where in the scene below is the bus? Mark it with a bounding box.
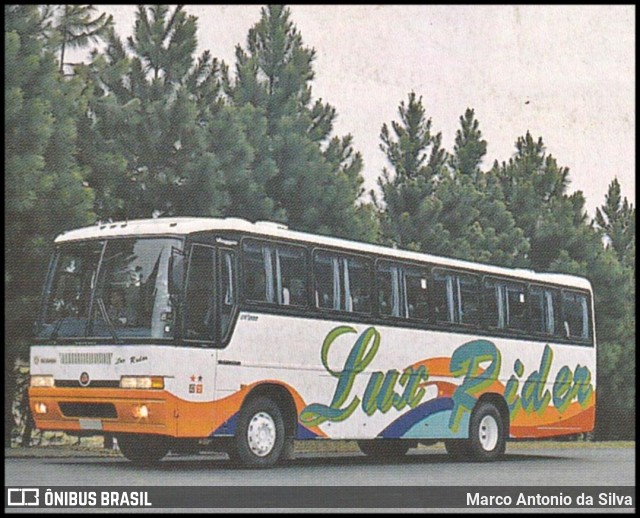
[29,217,596,468]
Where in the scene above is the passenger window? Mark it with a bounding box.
[243,241,306,307]
[274,245,307,306]
[484,279,526,331]
[314,251,340,310]
[530,286,560,336]
[506,283,527,331]
[458,274,480,326]
[314,251,371,313]
[433,270,456,323]
[484,280,502,328]
[377,262,428,320]
[184,245,216,342]
[405,269,429,320]
[377,263,398,317]
[433,269,478,326]
[562,291,591,341]
[345,256,371,313]
[243,241,273,303]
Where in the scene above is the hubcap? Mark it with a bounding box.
[247,411,276,457]
[478,415,499,451]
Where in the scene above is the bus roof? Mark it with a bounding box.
[55,217,592,291]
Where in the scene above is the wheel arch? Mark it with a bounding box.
[476,392,510,438]
[242,382,298,439]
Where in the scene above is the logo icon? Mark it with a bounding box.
[7,488,39,506]
[79,372,90,387]
[34,356,40,365]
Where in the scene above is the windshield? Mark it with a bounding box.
[37,238,183,340]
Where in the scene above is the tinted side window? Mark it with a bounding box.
[483,279,502,328]
[313,251,371,313]
[562,291,591,341]
[275,245,307,306]
[433,270,455,323]
[484,279,526,331]
[377,262,398,317]
[506,283,527,331]
[377,262,428,320]
[404,266,429,320]
[458,274,480,326]
[345,256,371,313]
[243,241,273,303]
[314,251,340,310]
[184,245,216,342]
[530,286,560,336]
[433,270,479,326]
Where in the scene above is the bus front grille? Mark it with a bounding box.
[59,402,117,419]
[59,352,113,365]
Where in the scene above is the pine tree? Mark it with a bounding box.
[450,108,487,181]
[228,5,375,241]
[377,91,447,250]
[490,132,595,270]
[378,96,528,265]
[81,5,263,220]
[494,132,635,439]
[44,5,114,74]
[5,4,95,445]
[595,178,636,266]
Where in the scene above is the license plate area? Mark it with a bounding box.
[79,419,103,430]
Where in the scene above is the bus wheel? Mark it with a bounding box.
[117,434,169,465]
[234,396,285,468]
[358,439,410,458]
[467,401,506,461]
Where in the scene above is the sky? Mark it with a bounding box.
[89,5,635,217]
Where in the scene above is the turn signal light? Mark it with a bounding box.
[120,376,164,389]
[30,375,55,388]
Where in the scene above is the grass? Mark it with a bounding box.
[504,440,635,450]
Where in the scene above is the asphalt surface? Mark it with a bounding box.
[5,446,635,512]
[5,446,634,484]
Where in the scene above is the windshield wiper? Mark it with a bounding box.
[95,297,120,344]
[49,315,69,341]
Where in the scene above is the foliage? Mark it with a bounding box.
[39,5,114,73]
[595,178,636,267]
[228,5,376,241]
[5,4,96,445]
[378,95,528,266]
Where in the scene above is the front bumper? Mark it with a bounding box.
[29,387,175,436]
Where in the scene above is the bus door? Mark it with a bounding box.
[180,243,237,435]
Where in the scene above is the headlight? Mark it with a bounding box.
[119,376,164,389]
[30,375,55,388]
[34,402,48,414]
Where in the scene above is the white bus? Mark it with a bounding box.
[29,217,596,467]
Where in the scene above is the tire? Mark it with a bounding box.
[117,434,169,465]
[358,439,411,458]
[233,396,286,468]
[467,401,506,461]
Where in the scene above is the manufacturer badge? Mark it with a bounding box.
[79,372,90,387]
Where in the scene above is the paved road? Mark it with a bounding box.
[6,446,635,486]
[5,446,634,512]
